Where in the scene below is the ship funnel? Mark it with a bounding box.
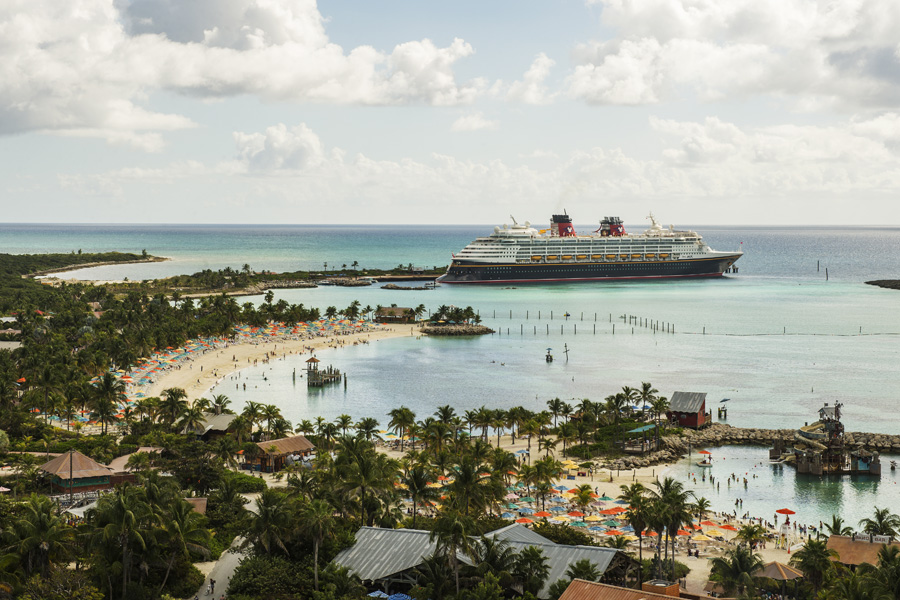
[551,214,575,237]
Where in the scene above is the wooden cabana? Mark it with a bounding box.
[40,449,114,493]
[252,435,315,473]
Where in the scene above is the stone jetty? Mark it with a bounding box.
[594,422,900,471]
[420,324,494,336]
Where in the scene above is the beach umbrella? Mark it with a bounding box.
[589,526,606,531]
[505,493,519,500]
[519,496,535,503]
[584,515,602,522]
[605,530,624,536]
[501,512,515,519]
[623,534,639,541]
[388,594,412,600]
[599,495,614,501]
[551,496,566,503]
[775,508,796,515]
[504,503,519,510]
[534,511,552,518]
[571,521,587,527]
[552,516,569,522]
[603,520,620,527]
[519,507,535,515]
[368,592,389,598]
[692,534,713,541]
[706,529,724,536]
[677,529,692,536]
[700,520,717,526]
[720,524,738,532]
[568,511,585,517]
[515,518,533,524]
[550,506,567,512]
[553,485,568,491]
[698,450,712,455]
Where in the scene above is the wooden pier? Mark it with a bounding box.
[305,357,344,388]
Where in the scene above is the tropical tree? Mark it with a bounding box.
[158,387,188,428]
[790,537,837,594]
[708,545,765,597]
[514,545,551,596]
[2,494,74,579]
[403,464,438,528]
[859,507,900,537]
[824,514,854,537]
[91,373,127,434]
[242,489,294,557]
[430,510,476,596]
[302,499,334,592]
[156,499,211,594]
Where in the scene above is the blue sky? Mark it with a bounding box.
[2,0,900,226]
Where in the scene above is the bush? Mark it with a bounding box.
[532,522,596,546]
[228,555,313,600]
[223,468,268,493]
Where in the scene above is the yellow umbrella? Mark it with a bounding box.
[584,515,602,522]
[552,516,569,522]
[692,534,713,541]
[705,529,724,536]
[427,483,442,488]
[623,535,639,541]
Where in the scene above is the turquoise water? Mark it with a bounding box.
[5,222,900,523]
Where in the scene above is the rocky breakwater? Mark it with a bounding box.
[420,324,494,336]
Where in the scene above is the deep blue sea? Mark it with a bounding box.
[4,222,900,525]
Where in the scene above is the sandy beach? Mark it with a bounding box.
[140,324,416,401]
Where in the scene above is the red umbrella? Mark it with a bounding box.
[516,517,533,524]
[604,529,624,536]
[534,511,552,518]
[698,450,712,455]
[700,520,717,526]
[776,508,796,515]
[720,524,738,531]
[16,377,25,383]
[568,511,585,517]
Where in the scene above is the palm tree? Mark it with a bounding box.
[159,387,188,428]
[547,398,564,428]
[859,507,900,537]
[620,483,648,572]
[335,413,354,436]
[430,510,476,596]
[388,406,416,452]
[243,489,294,556]
[302,499,334,592]
[210,394,232,415]
[91,373,127,434]
[567,557,604,581]
[413,553,455,600]
[790,537,837,594]
[4,494,74,578]
[355,417,380,441]
[403,464,438,528]
[514,545,551,596]
[471,536,518,588]
[177,404,206,434]
[709,545,765,597]
[824,514,854,537]
[88,484,154,600]
[156,499,211,594]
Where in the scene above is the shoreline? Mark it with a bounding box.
[138,325,416,401]
[29,256,169,278]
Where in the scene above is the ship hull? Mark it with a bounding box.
[437,255,741,284]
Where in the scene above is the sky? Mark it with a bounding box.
[3,0,900,226]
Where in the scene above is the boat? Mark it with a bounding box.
[437,212,743,284]
[697,460,713,468]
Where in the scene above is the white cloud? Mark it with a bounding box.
[57,118,900,225]
[506,53,557,104]
[570,0,900,110]
[0,0,482,148]
[450,113,499,132]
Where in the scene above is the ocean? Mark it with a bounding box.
[4,222,900,525]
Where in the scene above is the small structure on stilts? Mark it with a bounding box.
[770,401,881,476]
[306,356,344,388]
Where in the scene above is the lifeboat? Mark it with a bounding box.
[659,253,669,258]
[619,254,629,260]
[546,255,558,260]
[631,254,642,259]
[576,254,587,260]
[646,253,656,259]
[591,254,603,260]
[562,255,572,260]
[531,256,543,261]
[605,254,616,259]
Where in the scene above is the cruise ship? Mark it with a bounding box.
[436,213,742,284]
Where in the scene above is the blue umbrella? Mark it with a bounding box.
[615,500,628,504]
[515,449,529,454]
[519,507,535,514]
[389,594,412,600]
[550,506,567,512]
[501,512,515,519]
[553,485,568,491]
[551,496,566,503]
[368,593,389,598]
[589,526,606,531]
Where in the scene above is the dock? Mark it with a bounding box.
[305,357,345,388]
